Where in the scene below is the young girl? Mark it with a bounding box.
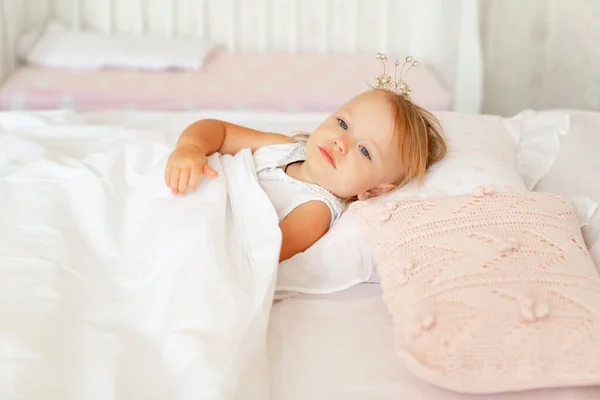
[164,58,446,262]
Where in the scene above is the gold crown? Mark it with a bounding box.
[373,53,419,98]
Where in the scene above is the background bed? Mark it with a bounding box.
[0,0,482,114]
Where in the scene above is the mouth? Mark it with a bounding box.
[319,147,336,168]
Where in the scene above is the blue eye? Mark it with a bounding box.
[359,145,371,160]
[337,118,348,130]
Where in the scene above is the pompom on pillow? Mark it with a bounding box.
[351,188,600,394]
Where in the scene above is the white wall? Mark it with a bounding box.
[481,0,600,116]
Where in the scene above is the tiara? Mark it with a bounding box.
[373,53,419,98]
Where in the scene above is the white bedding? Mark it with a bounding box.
[2,109,600,399]
[0,112,281,399]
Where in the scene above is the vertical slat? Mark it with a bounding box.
[321,0,330,53]
[196,0,205,39]
[106,0,113,34]
[258,0,268,52]
[230,0,238,51]
[381,0,390,52]
[71,0,81,30]
[453,0,483,113]
[351,0,358,53]
[138,0,145,34]
[168,0,176,36]
[290,0,300,52]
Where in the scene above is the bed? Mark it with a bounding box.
[0,54,452,113]
[1,1,600,399]
[2,107,598,400]
[0,0,481,113]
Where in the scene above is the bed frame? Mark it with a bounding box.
[0,0,483,113]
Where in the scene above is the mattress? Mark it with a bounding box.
[268,284,600,400]
[0,53,453,112]
[0,110,288,399]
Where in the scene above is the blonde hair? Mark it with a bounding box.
[379,88,447,188]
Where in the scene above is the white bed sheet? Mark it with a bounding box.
[0,111,283,399]
[268,284,600,400]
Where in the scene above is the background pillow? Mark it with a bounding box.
[276,110,570,293]
[351,191,600,394]
[21,20,217,71]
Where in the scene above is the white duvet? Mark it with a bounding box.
[0,112,282,399]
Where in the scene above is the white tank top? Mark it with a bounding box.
[253,139,344,227]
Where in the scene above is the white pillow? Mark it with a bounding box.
[20,20,217,71]
[591,241,600,273]
[534,110,600,269]
[276,110,570,293]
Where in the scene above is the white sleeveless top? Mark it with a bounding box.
[253,140,344,227]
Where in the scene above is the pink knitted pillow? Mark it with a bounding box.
[351,189,600,394]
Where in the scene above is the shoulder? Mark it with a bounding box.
[278,200,331,261]
[255,131,307,151]
[254,131,309,151]
[217,119,298,155]
[283,200,331,226]
[264,132,297,146]
[252,136,302,156]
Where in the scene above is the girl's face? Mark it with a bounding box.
[304,90,405,200]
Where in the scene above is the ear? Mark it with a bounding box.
[356,183,397,201]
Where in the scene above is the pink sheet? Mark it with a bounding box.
[0,53,452,112]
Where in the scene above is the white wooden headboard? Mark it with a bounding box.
[0,0,483,113]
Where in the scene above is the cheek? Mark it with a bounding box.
[310,121,334,139]
[338,160,372,191]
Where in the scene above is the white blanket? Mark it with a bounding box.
[0,112,282,399]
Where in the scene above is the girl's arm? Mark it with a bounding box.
[279,200,331,262]
[166,119,293,195]
[189,120,332,261]
[166,119,330,262]
[176,119,294,156]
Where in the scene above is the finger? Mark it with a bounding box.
[203,163,219,178]
[178,169,190,194]
[164,164,172,186]
[170,167,181,195]
[189,165,202,191]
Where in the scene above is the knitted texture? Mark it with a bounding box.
[351,189,600,394]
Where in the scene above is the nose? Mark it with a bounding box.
[332,136,348,156]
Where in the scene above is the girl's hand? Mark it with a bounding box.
[164,144,218,196]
